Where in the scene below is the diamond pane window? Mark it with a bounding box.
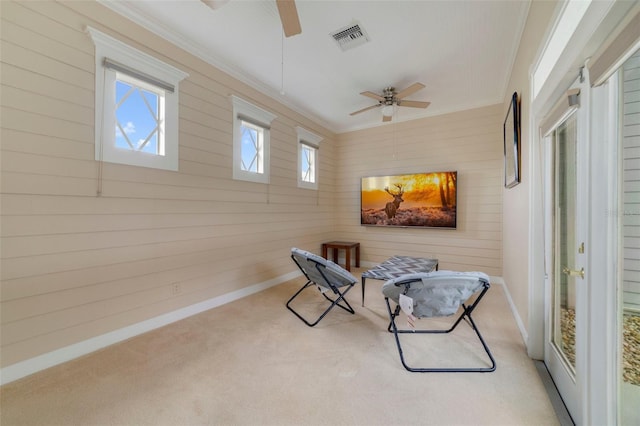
[115,74,164,155]
[240,120,263,173]
[296,127,322,190]
[301,144,316,183]
[88,26,188,171]
[231,95,276,184]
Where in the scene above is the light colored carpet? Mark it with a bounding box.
[0,269,559,425]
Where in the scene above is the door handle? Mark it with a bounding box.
[562,267,584,279]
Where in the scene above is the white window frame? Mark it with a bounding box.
[230,95,277,184]
[296,127,322,190]
[87,27,188,171]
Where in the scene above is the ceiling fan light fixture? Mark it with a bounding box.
[350,82,429,122]
[381,104,394,117]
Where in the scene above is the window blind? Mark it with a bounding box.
[103,58,174,93]
[540,88,580,137]
[238,114,271,130]
[300,140,319,149]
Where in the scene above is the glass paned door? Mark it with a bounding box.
[552,114,578,373]
[544,77,587,424]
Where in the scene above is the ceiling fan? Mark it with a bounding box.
[202,0,301,37]
[350,83,431,122]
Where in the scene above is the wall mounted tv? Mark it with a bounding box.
[360,171,457,228]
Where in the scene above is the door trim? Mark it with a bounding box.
[584,66,619,426]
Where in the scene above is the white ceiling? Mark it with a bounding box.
[102,0,531,133]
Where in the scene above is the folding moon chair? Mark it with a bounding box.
[382,270,496,373]
[287,247,357,327]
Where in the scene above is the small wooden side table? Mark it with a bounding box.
[321,241,360,272]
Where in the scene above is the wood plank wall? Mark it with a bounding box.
[0,0,337,367]
[0,0,508,371]
[623,49,640,312]
[334,105,504,276]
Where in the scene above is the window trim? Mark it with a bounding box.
[230,95,277,183]
[87,26,188,171]
[589,9,640,87]
[296,127,322,190]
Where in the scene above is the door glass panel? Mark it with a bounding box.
[620,48,640,426]
[552,112,578,373]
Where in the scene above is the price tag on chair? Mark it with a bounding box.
[399,294,416,330]
[316,283,329,294]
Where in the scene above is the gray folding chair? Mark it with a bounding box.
[288,247,357,327]
[382,270,496,372]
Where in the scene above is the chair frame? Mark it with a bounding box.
[287,251,356,327]
[384,276,496,373]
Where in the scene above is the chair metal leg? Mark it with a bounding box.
[384,290,496,372]
[321,289,355,314]
[286,280,355,327]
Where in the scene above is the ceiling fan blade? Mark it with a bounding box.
[395,82,425,100]
[382,115,393,122]
[276,0,302,37]
[201,0,229,9]
[360,91,385,102]
[397,100,431,109]
[350,104,381,116]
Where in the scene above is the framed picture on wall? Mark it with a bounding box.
[504,92,520,188]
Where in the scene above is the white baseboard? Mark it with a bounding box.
[492,276,529,345]
[0,270,301,386]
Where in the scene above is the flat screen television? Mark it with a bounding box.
[360,171,457,228]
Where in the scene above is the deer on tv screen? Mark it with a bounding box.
[360,171,457,228]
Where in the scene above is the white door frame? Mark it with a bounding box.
[528,34,621,426]
[531,64,620,426]
[528,0,618,363]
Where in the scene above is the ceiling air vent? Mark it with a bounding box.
[330,22,370,52]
